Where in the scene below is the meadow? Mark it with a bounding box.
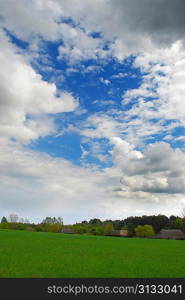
[0,229,185,278]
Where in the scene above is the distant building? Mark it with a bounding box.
[156,229,185,240]
[109,230,128,237]
[61,228,76,234]
[120,229,128,237]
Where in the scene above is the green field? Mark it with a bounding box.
[0,229,185,278]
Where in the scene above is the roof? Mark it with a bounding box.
[61,228,75,234]
[156,229,185,240]
[109,230,120,236]
[108,230,128,237]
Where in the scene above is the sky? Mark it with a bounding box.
[0,0,185,224]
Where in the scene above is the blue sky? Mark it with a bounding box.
[27,43,142,167]
[0,0,185,223]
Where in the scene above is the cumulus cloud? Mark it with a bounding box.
[1,139,184,223]
[121,41,185,145]
[57,0,185,60]
[0,29,78,143]
[79,114,121,140]
[1,0,185,63]
[0,0,62,41]
[113,141,185,195]
[57,24,108,63]
[107,0,185,52]
[0,139,138,222]
[0,0,185,221]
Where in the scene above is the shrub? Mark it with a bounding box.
[26,226,34,231]
[88,227,97,235]
[15,223,26,230]
[44,224,62,233]
[8,222,26,230]
[73,225,87,234]
[0,222,10,229]
[35,225,43,232]
[95,226,104,235]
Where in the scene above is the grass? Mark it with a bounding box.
[0,229,185,278]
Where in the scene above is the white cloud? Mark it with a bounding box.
[112,72,129,79]
[0,0,185,222]
[57,24,109,63]
[84,65,102,73]
[79,114,121,140]
[0,0,62,41]
[121,41,185,143]
[0,29,78,143]
[1,139,184,223]
[80,145,89,159]
[0,140,107,222]
[56,0,185,61]
[100,78,110,85]
[117,142,185,196]
[1,0,185,63]
[93,99,115,107]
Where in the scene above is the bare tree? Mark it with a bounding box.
[57,217,63,225]
[9,213,18,223]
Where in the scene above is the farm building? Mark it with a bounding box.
[156,229,185,240]
[61,228,76,234]
[120,229,128,236]
[109,230,128,237]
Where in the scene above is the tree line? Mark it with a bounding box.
[67,214,185,237]
[1,212,185,237]
[0,214,63,233]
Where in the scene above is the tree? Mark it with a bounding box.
[42,217,53,224]
[89,218,102,225]
[81,220,88,225]
[124,214,169,233]
[1,216,7,223]
[43,223,62,233]
[135,225,145,237]
[125,223,136,237]
[42,216,63,225]
[175,218,183,230]
[112,220,125,230]
[103,222,114,235]
[73,225,87,234]
[143,225,155,237]
[9,213,18,223]
[135,225,155,238]
[95,226,104,235]
[57,217,63,225]
[169,215,178,229]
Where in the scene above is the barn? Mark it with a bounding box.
[109,229,128,237]
[156,229,185,240]
[61,228,76,234]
